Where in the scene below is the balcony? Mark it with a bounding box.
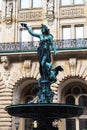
[0,39,87,55]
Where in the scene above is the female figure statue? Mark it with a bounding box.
[21,23,61,81]
[21,23,63,103]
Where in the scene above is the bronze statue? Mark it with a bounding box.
[21,23,63,103]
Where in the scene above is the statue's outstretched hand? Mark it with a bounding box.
[21,23,27,27]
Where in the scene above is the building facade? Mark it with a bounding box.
[0,0,87,130]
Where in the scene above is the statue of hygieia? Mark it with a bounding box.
[21,23,63,103]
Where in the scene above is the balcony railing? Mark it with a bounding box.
[0,39,87,54]
[55,39,87,50]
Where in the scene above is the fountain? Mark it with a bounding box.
[5,24,84,130]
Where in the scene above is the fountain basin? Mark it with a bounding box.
[5,103,84,120]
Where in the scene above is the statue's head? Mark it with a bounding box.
[41,24,50,34]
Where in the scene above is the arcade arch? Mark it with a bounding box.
[13,78,38,130]
[59,77,87,130]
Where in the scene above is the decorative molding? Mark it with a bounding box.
[46,0,55,24]
[1,56,10,70]
[60,6,85,18]
[23,60,31,77]
[18,10,43,21]
[5,1,13,25]
[69,58,77,76]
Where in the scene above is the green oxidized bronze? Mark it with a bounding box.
[21,23,63,103]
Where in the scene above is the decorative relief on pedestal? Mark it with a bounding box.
[18,10,43,21]
[60,6,85,18]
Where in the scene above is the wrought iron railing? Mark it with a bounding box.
[0,39,87,54]
[55,39,87,50]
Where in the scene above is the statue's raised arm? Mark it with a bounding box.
[21,23,40,38]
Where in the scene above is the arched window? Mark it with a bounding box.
[79,95,87,130]
[64,85,87,130]
[25,95,34,130]
[66,95,75,105]
[66,119,76,130]
[79,95,87,106]
[22,83,38,130]
[65,95,76,130]
[79,119,87,130]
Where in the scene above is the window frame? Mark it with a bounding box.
[20,0,31,9]
[61,0,73,6]
[32,27,41,42]
[74,0,84,5]
[32,0,42,8]
[20,0,42,10]
[64,86,87,130]
[75,25,84,39]
[60,0,84,6]
[62,26,71,40]
[20,27,41,43]
[20,28,30,42]
[0,0,2,10]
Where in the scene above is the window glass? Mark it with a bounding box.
[66,119,76,130]
[20,0,31,9]
[33,28,41,47]
[75,26,84,39]
[66,95,75,105]
[61,0,73,5]
[79,119,87,130]
[62,26,71,39]
[79,96,87,106]
[33,29,41,41]
[74,0,84,4]
[65,86,87,130]
[25,96,34,130]
[20,29,30,42]
[0,0,2,10]
[33,0,42,8]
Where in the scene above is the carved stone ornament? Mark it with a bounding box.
[69,58,77,76]
[19,11,42,22]
[1,56,10,81]
[46,0,55,24]
[24,60,31,77]
[1,56,10,70]
[5,1,13,25]
[60,7,85,18]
